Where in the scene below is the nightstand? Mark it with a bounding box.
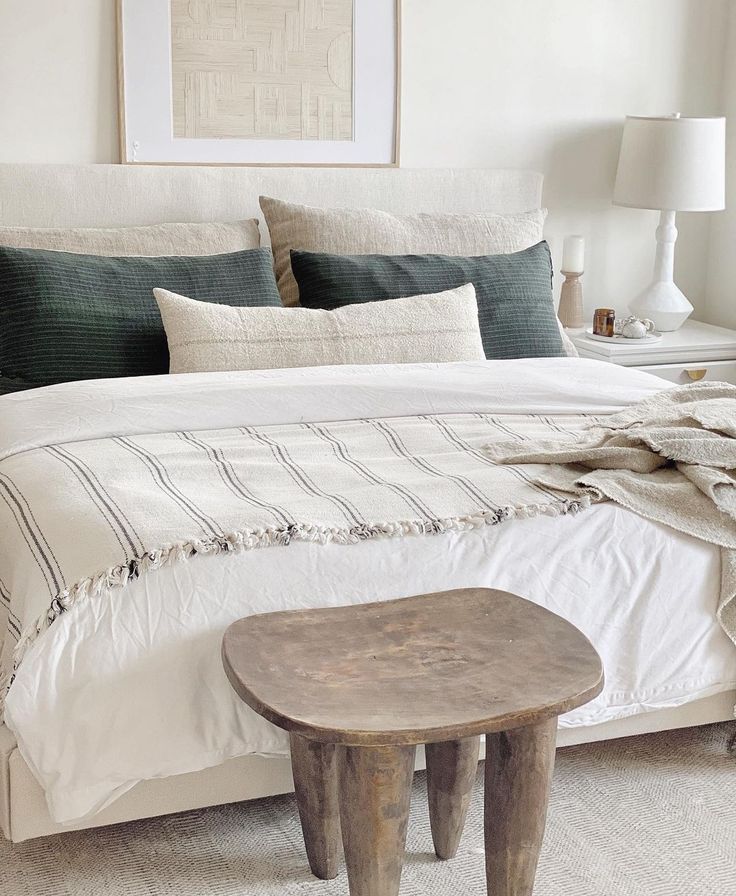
[570,319,736,385]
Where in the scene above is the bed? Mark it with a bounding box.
[0,164,734,843]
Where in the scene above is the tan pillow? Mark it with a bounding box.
[259,195,547,306]
[154,283,486,374]
[0,220,260,256]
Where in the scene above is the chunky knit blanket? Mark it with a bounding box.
[485,382,736,648]
[0,411,594,699]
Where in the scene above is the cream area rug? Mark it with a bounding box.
[2,723,735,896]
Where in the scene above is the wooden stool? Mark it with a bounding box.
[222,588,603,896]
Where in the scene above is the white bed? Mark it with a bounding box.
[0,164,734,843]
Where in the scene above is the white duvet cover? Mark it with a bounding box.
[2,359,735,824]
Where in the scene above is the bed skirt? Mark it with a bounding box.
[2,692,734,843]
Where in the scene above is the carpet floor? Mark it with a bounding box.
[2,722,735,896]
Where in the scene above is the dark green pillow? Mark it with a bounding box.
[0,246,281,392]
[291,241,564,360]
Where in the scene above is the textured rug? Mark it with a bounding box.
[2,722,735,896]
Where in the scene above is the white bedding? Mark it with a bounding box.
[2,359,735,825]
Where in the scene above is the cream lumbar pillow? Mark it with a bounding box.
[154,283,486,374]
[259,195,547,306]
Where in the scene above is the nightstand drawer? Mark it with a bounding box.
[637,359,736,385]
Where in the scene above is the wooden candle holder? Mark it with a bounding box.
[558,271,584,330]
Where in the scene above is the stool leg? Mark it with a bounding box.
[426,736,480,859]
[289,733,341,880]
[484,718,557,896]
[338,744,416,896]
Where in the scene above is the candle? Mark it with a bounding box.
[562,235,585,273]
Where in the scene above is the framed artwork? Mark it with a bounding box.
[117,0,400,166]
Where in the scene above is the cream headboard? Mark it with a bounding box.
[0,166,543,234]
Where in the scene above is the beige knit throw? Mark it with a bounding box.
[485,381,736,647]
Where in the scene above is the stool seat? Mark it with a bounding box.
[222,588,603,747]
[222,588,604,896]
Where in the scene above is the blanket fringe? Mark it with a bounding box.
[1,496,592,712]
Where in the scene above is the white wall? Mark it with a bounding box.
[706,2,736,328]
[401,0,729,319]
[0,0,730,322]
[0,0,118,164]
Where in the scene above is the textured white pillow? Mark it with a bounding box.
[0,220,261,256]
[259,195,547,306]
[154,284,486,374]
[557,323,580,357]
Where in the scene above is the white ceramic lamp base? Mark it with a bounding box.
[629,280,693,332]
[628,209,693,332]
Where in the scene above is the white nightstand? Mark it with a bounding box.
[570,319,736,385]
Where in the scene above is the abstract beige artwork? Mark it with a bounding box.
[171,0,354,141]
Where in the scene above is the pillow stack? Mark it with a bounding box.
[259,195,549,308]
[0,196,576,393]
[259,196,570,361]
[0,220,275,393]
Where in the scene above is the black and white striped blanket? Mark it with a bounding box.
[0,410,593,693]
[1,357,672,720]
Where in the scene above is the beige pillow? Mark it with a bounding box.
[154,283,486,374]
[0,220,260,256]
[259,196,547,307]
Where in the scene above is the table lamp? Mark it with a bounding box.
[613,113,725,331]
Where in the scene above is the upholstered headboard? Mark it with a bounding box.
[0,166,543,234]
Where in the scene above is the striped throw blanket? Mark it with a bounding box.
[0,411,594,695]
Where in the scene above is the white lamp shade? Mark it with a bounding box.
[613,115,725,211]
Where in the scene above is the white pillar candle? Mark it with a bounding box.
[562,235,585,273]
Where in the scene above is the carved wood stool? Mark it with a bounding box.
[222,587,603,896]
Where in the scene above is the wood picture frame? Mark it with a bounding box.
[117,0,401,167]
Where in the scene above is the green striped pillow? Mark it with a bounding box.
[291,242,564,360]
[0,246,281,393]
